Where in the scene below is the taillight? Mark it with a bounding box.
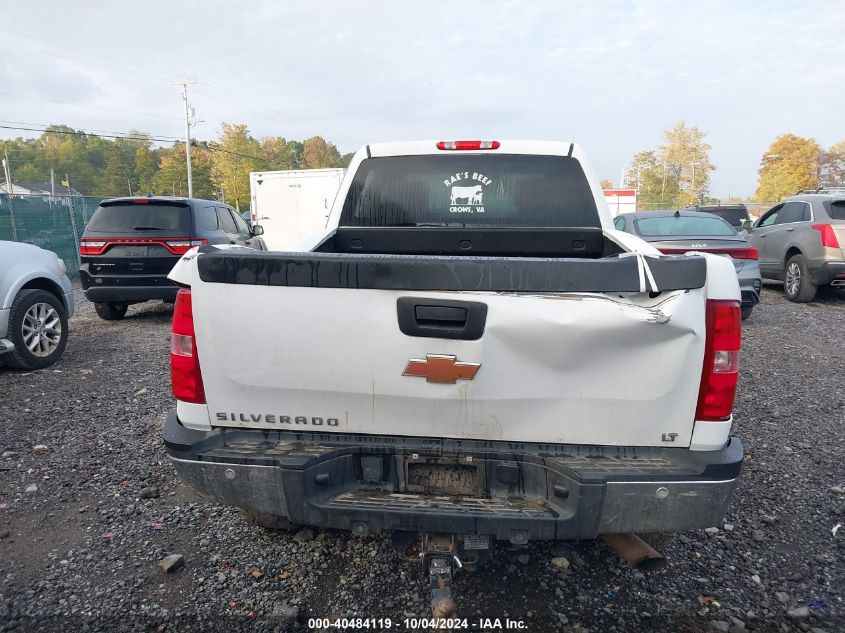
[171,287,205,404]
[79,240,107,256]
[165,239,207,255]
[812,223,840,248]
[436,140,500,150]
[658,247,758,259]
[695,300,741,421]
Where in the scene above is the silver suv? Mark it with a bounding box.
[747,189,845,302]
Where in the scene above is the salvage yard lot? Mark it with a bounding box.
[1,286,843,632]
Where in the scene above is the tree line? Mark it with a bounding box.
[0,124,354,207]
[620,121,845,210]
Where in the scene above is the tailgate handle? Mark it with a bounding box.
[397,298,487,340]
[415,305,467,325]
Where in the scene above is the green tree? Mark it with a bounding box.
[820,140,845,187]
[152,143,213,198]
[624,150,677,210]
[209,123,264,207]
[261,136,303,170]
[625,122,715,209]
[755,134,821,202]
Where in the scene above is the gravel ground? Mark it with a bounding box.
[1,284,843,633]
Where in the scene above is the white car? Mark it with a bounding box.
[0,241,75,369]
[162,140,743,614]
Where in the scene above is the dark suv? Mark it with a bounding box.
[79,197,265,320]
[687,204,750,230]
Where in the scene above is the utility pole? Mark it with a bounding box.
[171,80,197,197]
[2,151,17,241]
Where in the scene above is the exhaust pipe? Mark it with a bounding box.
[600,533,666,572]
[831,279,845,287]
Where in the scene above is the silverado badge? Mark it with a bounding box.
[403,354,481,384]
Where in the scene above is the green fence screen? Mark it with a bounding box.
[0,194,104,278]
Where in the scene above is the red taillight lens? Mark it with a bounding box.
[170,287,205,404]
[812,223,840,248]
[658,247,758,259]
[165,239,207,255]
[79,240,107,256]
[436,140,500,150]
[696,300,741,421]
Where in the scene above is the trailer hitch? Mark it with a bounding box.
[392,531,492,619]
[421,534,458,618]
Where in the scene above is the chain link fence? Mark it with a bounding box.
[0,194,104,278]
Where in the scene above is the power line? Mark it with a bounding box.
[0,122,286,168]
[0,119,180,140]
[0,26,182,82]
[0,124,181,143]
[196,83,363,147]
[0,90,180,121]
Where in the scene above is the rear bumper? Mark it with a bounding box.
[163,411,743,540]
[79,266,178,302]
[810,260,845,286]
[737,266,761,306]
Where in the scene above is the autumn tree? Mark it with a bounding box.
[754,134,821,202]
[820,140,845,187]
[624,122,715,209]
[600,179,613,189]
[302,136,344,169]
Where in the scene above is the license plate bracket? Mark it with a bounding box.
[404,456,484,496]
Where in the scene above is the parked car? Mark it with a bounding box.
[164,140,744,614]
[686,204,751,231]
[746,190,845,302]
[614,210,761,319]
[0,241,74,369]
[79,196,266,320]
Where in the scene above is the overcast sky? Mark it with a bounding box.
[1,1,842,197]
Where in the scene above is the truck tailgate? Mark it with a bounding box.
[181,250,709,448]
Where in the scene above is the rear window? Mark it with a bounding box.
[635,215,737,237]
[825,200,845,220]
[698,207,748,227]
[86,202,192,235]
[340,155,599,227]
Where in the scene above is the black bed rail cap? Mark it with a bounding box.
[195,249,706,293]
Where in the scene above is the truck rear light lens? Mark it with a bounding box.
[165,239,207,255]
[170,287,205,404]
[436,140,500,150]
[812,223,840,248]
[79,240,107,256]
[695,299,741,421]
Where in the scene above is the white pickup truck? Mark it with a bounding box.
[163,140,743,614]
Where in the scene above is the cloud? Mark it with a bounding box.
[0,0,843,197]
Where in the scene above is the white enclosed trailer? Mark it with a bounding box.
[249,168,345,251]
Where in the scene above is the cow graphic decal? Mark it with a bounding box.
[450,185,483,206]
[444,171,493,214]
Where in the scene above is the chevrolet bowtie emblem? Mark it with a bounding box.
[402,354,481,384]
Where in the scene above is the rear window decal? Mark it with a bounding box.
[444,172,493,214]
